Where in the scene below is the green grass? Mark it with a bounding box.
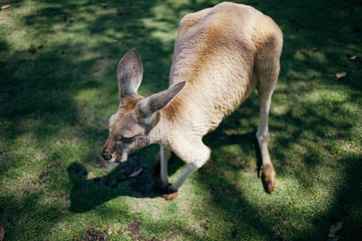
[1,0,361,240]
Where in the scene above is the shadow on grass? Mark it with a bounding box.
[67,160,158,213]
[67,149,185,212]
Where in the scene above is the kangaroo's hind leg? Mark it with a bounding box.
[255,33,283,193]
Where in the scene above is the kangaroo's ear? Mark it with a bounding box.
[117,49,143,99]
[137,81,186,117]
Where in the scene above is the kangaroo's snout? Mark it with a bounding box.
[102,149,112,161]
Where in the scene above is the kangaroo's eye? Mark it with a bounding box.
[121,136,134,143]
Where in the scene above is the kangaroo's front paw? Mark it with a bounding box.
[160,184,178,201]
[162,191,178,201]
[261,163,276,193]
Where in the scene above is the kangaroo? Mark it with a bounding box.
[102,2,283,200]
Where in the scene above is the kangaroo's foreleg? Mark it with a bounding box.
[160,144,172,185]
[162,139,210,200]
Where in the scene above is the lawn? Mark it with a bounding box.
[0,0,361,240]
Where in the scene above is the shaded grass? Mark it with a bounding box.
[0,0,361,240]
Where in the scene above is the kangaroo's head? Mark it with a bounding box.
[101,49,185,164]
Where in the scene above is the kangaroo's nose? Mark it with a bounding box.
[102,150,112,161]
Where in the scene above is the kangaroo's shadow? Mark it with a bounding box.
[67,153,184,213]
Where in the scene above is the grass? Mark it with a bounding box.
[0,0,361,240]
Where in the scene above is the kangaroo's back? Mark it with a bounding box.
[164,2,282,135]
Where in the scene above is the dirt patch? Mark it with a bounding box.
[128,221,141,240]
[81,228,107,241]
[127,221,162,241]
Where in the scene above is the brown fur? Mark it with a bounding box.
[163,3,274,132]
[163,97,181,122]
